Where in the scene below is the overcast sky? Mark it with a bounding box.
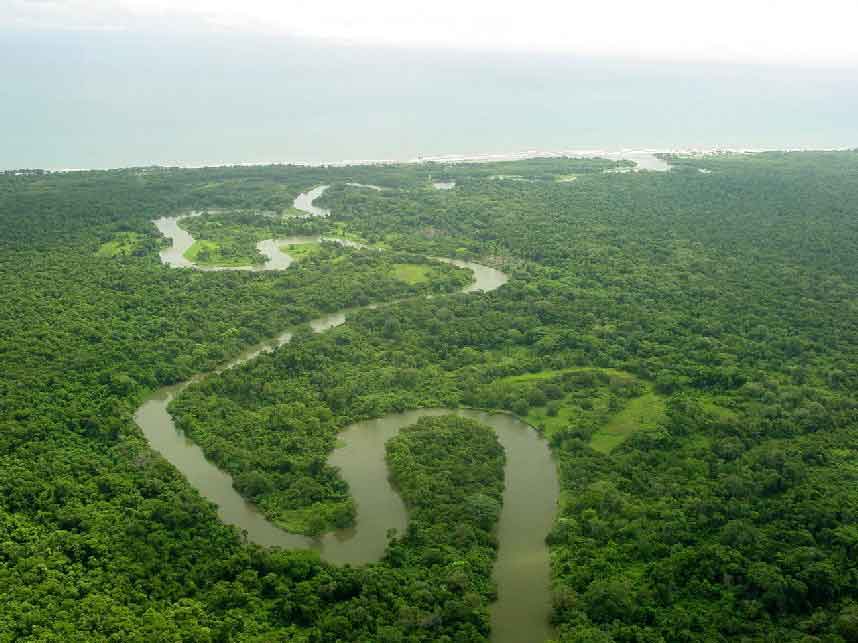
[6,0,858,66]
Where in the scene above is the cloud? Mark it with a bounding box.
[5,0,858,65]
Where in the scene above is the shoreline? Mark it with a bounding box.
[32,145,856,174]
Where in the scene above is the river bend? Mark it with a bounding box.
[134,186,556,642]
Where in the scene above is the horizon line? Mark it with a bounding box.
[6,145,856,174]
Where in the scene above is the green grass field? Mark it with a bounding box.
[281,242,321,261]
[589,392,666,453]
[270,500,353,536]
[391,263,432,284]
[329,223,391,249]
[499,366,632,385]
[282,206,310,219]
[524,399,586,435]
[96,232,142,257]
[184,240,256,266]
[493,366,666,453]
[700,397,739,422]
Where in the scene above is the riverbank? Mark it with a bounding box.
[134,184,554,641]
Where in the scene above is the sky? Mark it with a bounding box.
[6,0,858,66]
[3,1,857,169]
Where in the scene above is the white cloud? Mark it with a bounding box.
[6,0,858,65]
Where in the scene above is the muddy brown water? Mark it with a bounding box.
[135,186,556,642]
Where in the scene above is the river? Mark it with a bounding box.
[134,185,556,642]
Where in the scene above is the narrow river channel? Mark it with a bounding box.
[134,185,558,642]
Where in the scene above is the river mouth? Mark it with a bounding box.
[134,185,556,641]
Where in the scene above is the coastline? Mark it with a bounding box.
[43,145,856,174]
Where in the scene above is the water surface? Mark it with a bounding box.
[604,150,671,171]
[292,185,331,217]
[154,200,369,272]
[331,408,558,643]
[5,30,856,169]
[154,212,296,271]
[136,186,549,641]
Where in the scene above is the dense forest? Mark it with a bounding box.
[2,152,858,641]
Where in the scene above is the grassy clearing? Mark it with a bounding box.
[271,500,353,535]
[281,242,321,261]
[491,366,665,452]
[184,240,255,266]
[489,174,533,182]
[700,398,738,422]
[329,223,391,249]
[524,400,586,436]
[96,232,142,257]
[391,263,432,284]
[282,206,309,219]
[500,366,633,385]
[590,392,666,454]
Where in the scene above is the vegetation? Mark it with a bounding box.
[589,391,665,453]
[385,415,507,637]
[2,151,858,640]
[96,231,146,257]
[180,210,326,265]
[184,238,256,266]
[282,241,322,262]
[391,263,436,284]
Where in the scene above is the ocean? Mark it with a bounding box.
[2,29,857,170]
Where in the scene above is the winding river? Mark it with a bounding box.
[135,186,558,642]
